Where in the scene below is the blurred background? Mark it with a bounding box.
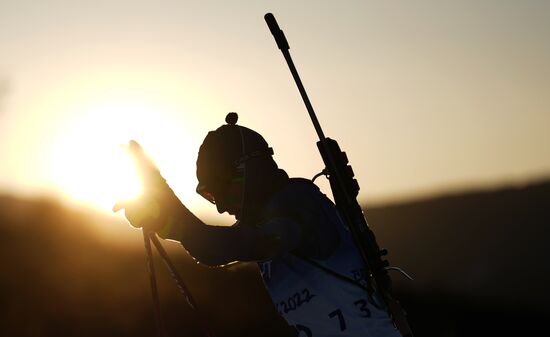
[0,1,549,336]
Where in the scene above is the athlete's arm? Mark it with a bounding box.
[161,189,341,266]
[160,205,303,266]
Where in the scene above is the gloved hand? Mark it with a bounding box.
[113,140,183,236]
[113,194,164,231]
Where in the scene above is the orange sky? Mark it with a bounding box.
[0,0,549,222]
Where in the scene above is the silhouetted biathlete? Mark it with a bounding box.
[114,113,401,337]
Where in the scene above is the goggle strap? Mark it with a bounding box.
[234,147,274,166]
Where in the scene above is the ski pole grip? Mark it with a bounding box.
[264,13,289,51]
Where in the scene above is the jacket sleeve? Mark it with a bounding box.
[157,182,339,266]
[157,202,304,266]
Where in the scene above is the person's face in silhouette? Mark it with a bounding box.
[197,167,245,219]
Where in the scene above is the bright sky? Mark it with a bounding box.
[0,0,549,223]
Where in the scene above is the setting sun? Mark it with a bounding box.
[49,101,149,210]
[47,95,200,212]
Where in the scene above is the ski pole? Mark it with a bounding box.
[144,230,213,337]
[149,233,213,337]
[143,228,166,337]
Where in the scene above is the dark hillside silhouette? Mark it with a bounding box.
[0,196,291,337]
[0,179,549,336]
[367,179,550,336]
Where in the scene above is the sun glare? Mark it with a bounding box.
[48,97,194,212]
[49,107,143,211]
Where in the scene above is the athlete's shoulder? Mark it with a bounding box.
[266,177,341,259]
[277,177,323,198]
[267,178,323,212]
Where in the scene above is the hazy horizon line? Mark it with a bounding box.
[1,171,548,212]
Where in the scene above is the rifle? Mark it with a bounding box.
[264,13,414,337]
